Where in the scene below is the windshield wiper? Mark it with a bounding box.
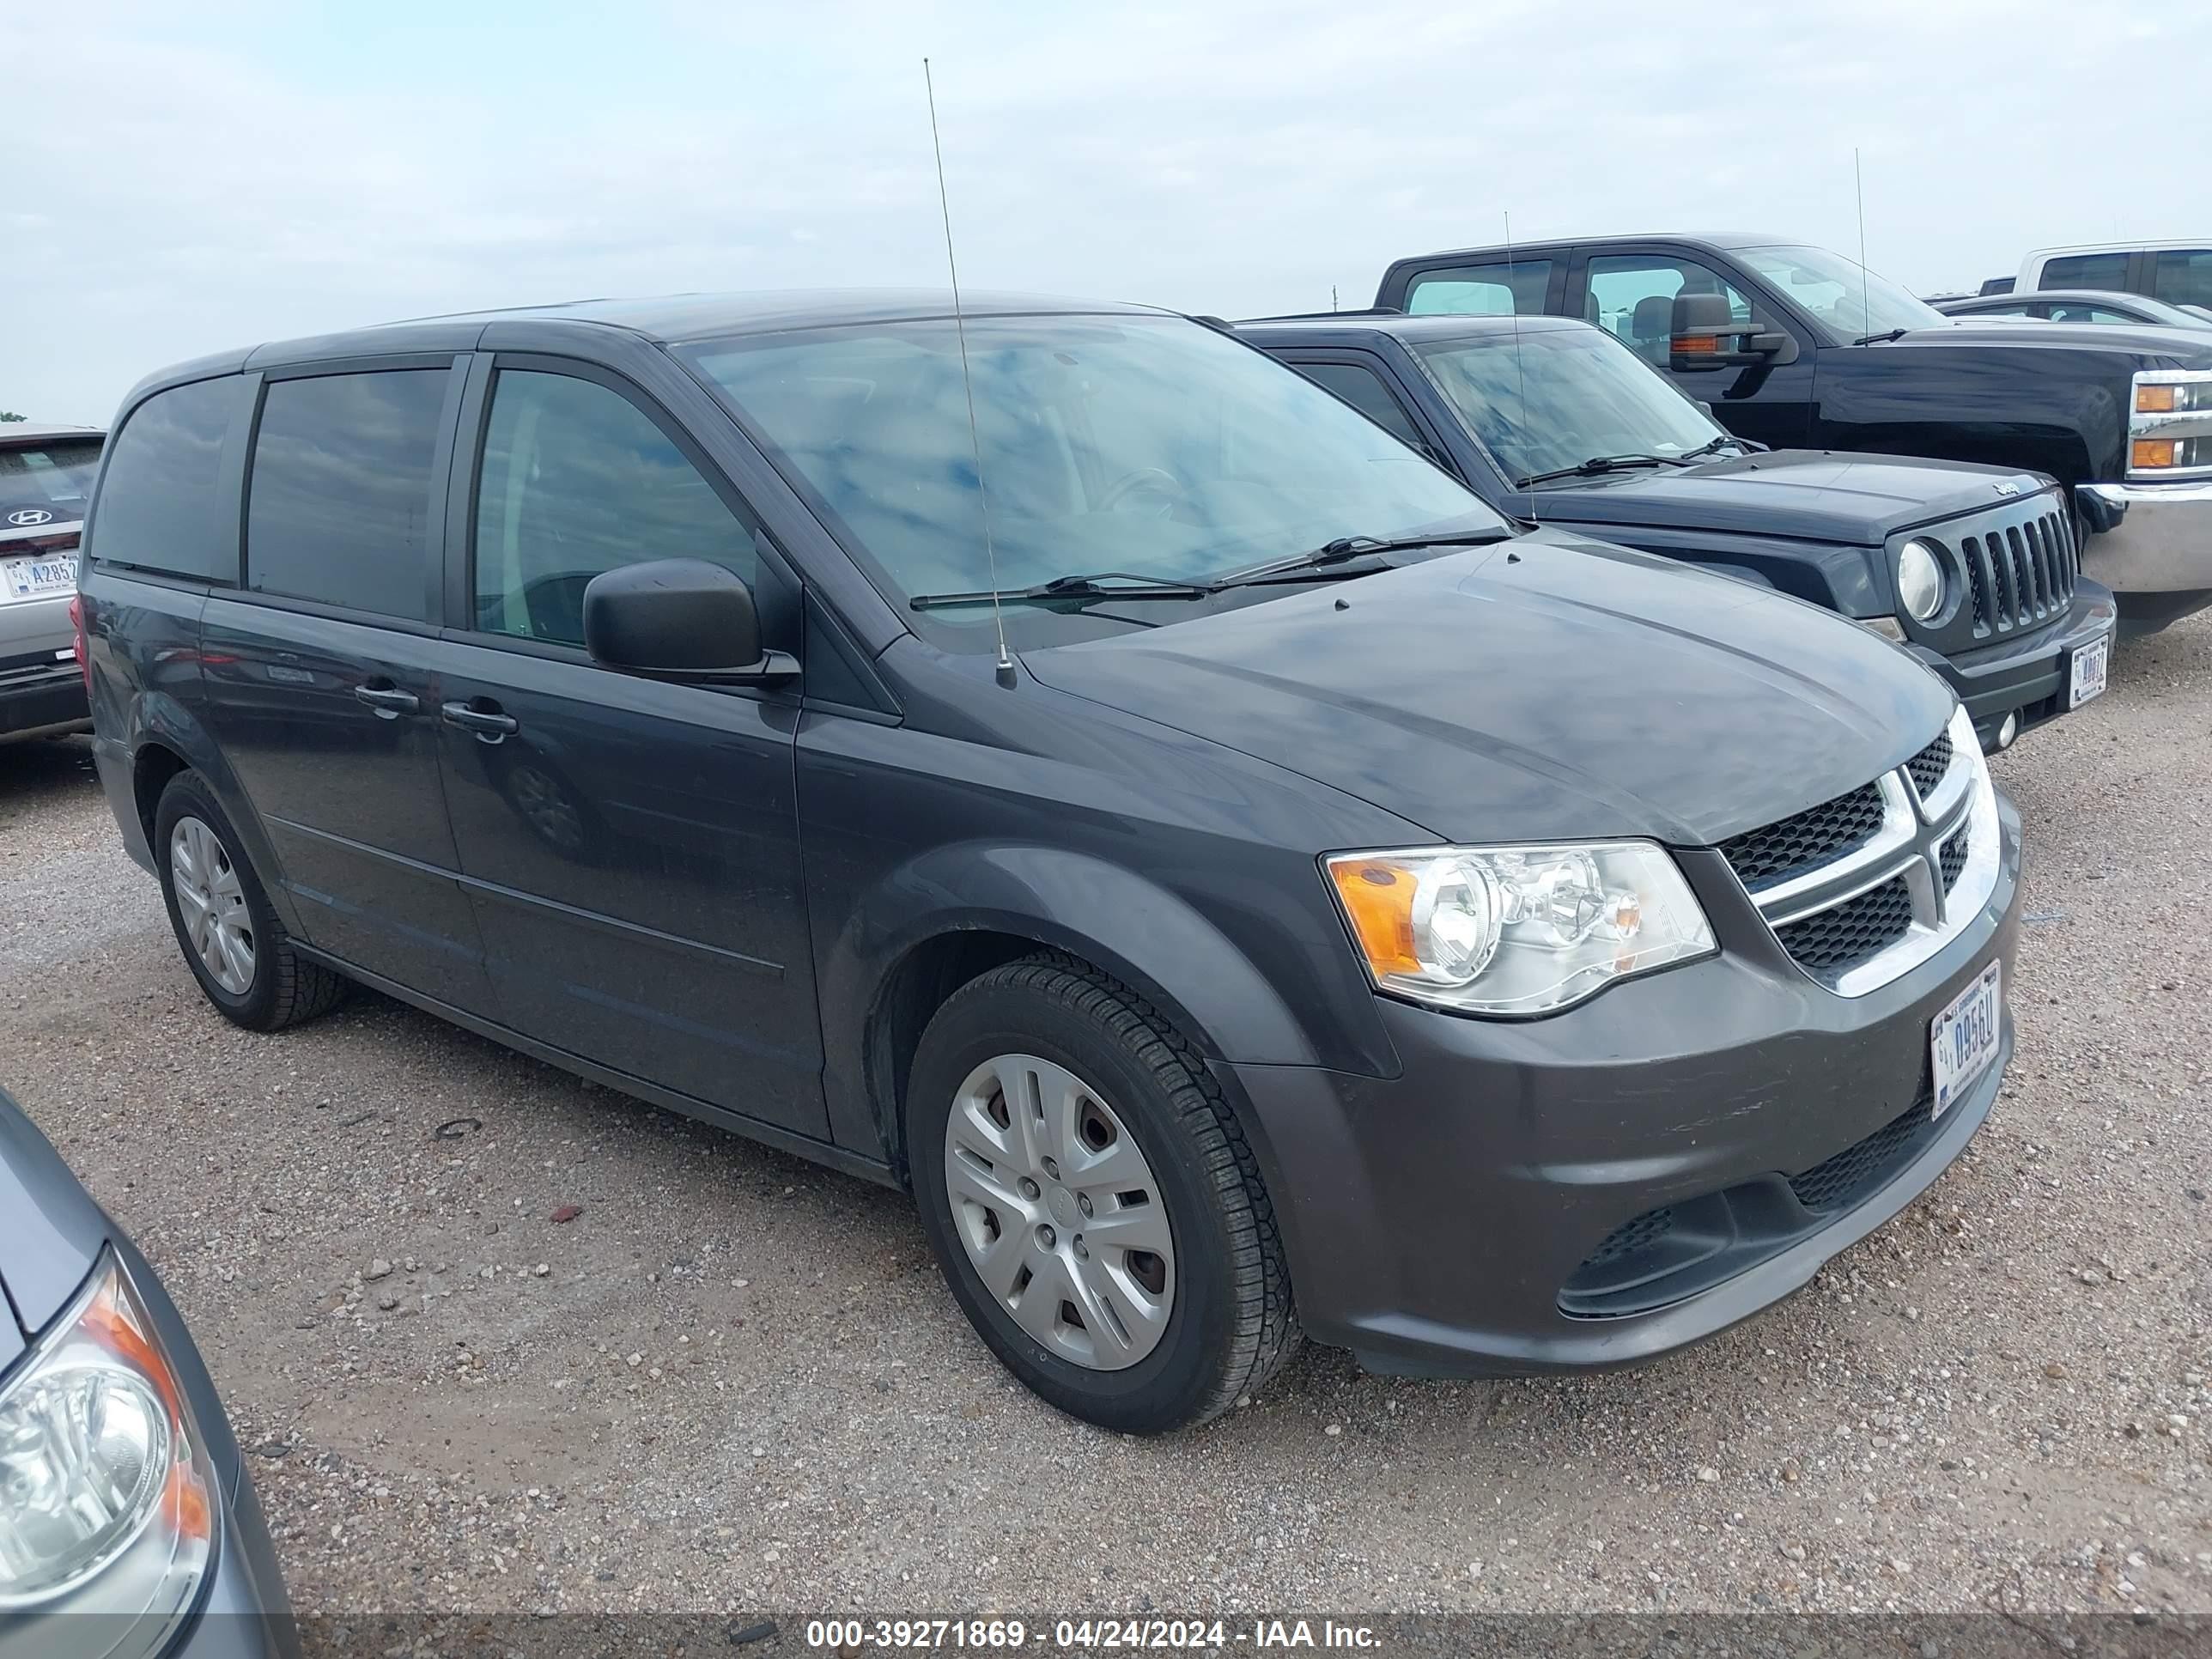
[1515,453,1691,488]
[1677,434,1750,463]
[1209,528,1515,589]
[908,571,1217,611]
[1851,326,1910,346]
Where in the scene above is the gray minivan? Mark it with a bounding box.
[80,292,2019,1431]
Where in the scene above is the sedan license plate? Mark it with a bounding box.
[2069,635,2110,708]
[1,551,76,601]
[1930,960,2002,1121]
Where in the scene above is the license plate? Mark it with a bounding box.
[1930,960,2002,1121]
[1,551,76,600]
[2069,635,2110,708]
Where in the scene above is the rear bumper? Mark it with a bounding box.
[1224,793,2021,1378]
[2078,478,2212,630]
[0,655,88,743]
[1909,580,2116,746]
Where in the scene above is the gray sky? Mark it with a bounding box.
[9,0,2205,425]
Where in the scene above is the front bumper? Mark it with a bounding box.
[1225,792,2022,1378]
[1905,580,2116,748]
[2078,477,2212,631]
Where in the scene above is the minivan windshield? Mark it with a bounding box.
[681,313,1501,647]
[0,436,104,523]
[1413,326,1733,485]
[1736,245,1948,341]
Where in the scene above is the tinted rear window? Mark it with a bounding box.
[89,378,251,580]
[2152,249,2212,309]
[246,370,450,618]
[0,437,103,522]
[2040,252,2129,291]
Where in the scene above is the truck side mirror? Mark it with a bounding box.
[1669,293,1783,370]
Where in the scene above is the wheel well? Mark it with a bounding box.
[866,930,1053,1187]
[132,744,190,845]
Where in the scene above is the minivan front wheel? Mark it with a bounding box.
[154,772,346,1031]
[908,955,1297,1432]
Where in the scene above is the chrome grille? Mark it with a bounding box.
[1723,707,1996,996]
[1956,505,2075,637]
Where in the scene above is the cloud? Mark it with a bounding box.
[7,0,2207,422]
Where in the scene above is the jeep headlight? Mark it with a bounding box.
[1325,841,1715,1016]
[2130,369,2212,477]
[1898,539,1945,623]
[0,1254,213,1659]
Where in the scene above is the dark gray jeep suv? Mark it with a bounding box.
[79,293,2021,1431]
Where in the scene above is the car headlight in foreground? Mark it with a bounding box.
[1325,841,1716,1015]
[0,1252,213,1659]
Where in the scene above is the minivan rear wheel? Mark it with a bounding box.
[154,772,346,1031]
[908,953,1297,1432]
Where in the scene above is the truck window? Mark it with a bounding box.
[1584,257,1755,366]
[246,369,450,619]
[1405,259,1551,317]
[2151,250,2212,310]
[1291,362,1429,451]
[2040,252,2129,292]
[88,377,252,582]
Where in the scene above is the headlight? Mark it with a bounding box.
[1325,841,1715,1015]
[0,1254,212,1659]
[1897,540,1944,623]
[2130,370,2212,477]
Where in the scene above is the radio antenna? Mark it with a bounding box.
[1853,147,1872,346]
[1504,210,1534,527]
[924,57,1015,688]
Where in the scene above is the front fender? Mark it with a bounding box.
[816,841,1385,1167]
[1553,519,1880,616]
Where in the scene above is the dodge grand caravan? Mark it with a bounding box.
[80,293,2021,1432]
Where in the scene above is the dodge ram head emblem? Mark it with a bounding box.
[5,507,54,526]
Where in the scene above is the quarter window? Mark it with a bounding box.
[2040,252,2130,291]
[471,371,757,648]
[1291,362,1430,451]
[246,370,451,618]
[1585,258,1757,365]
[1405,259,1551,317]
[88,377,252,581]
[2151,249,2212,309]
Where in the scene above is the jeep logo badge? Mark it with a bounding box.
[1992,482,2021,497]
[5,507,53,526]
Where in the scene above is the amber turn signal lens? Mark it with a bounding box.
[1327,859,1421,976]
[2133,439,2178,469]
[1672,335,1719,356]
[2136,385,2179,414]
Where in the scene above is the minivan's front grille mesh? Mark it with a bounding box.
[1905,734,1953,798]
[1940,828,1969,894]
[1786,1085,1936,1213]
[1718,785,1885,889]
[1773,875,1915,975]
[1960,508,2075,636]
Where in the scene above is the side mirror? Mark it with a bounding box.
[582,559,797,684]
[1669,292,1783,370]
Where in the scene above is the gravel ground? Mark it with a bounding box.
[1,618,2207,1624]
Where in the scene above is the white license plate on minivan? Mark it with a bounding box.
[2069,635,2110,708]
[2,551,76,600]
[1930,960,2002,1121]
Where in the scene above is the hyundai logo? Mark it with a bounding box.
[5,507,54,526]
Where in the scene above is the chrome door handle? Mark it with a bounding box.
[441,701,520,738]
[353,684,420,715]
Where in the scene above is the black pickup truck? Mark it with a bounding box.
[1237,312,2117,750]
[1372,234,2212,633]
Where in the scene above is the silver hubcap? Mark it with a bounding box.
[943,1054,1176,1370]
[170,817,255,995]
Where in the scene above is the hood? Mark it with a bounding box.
[1889,318,2212,366]
[1022,530,1953,848]
[1534,450,2057,544]
[0,1089,109,1362]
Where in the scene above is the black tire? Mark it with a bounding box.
[908,953,1297,1432]
[153,771,346,1032]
